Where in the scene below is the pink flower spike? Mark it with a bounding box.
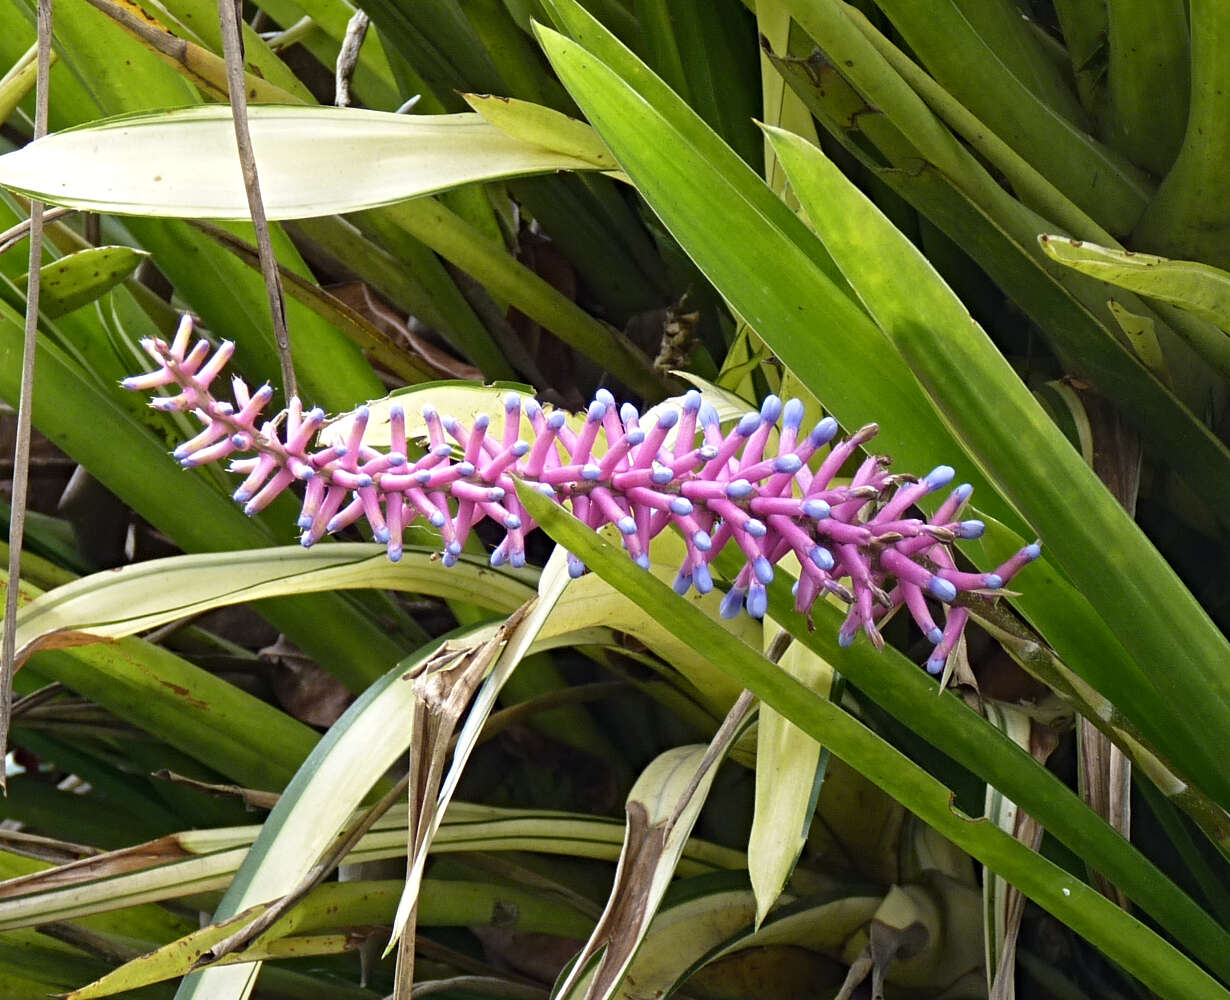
[463,413,490,466]
[194,340,236,389]
[673,390,702,460]
[244,468,295,515]
[596,428,643,479]
[232,453,277,503]
[525,412,566,479]
[385,492,405,562]
[900,582,943,644]
[502,393,522,449]
[480,440,531,483]
[170,314,195,357]
[808,424,879,497]
[926,607,969,675]
[121,368,177,392]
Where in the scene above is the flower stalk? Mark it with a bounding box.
[125,317,1040,675]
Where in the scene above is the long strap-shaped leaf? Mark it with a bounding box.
[532,0,1230,810]
[519,483,1230,999]
[0,106,612,220]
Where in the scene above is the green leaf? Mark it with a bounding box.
[518,482,1230,997]
[12,544,536,662]
[1039,234,1230,373]
[462,92,619,170]
[763,126,1230,805]
[21,246,147,318]
[747,622,830,928]
[532,4,1022,532]
[0,106,609,220]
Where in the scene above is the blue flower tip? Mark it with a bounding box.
[473,413,490,430]
[698,402,719,428]
[233,489,252,503]
[745,518,767,539]
[524,399,541,419]
[656,408,679,430]
[458,461,476,476]
[300,533,315,549]
[760,395,783,423]
[693,530,712,551]
[1025,542,1042,560]
[547,411,567,430]
[838,630,856,648]
[926,657,945,675]
[984,573,1003,590]
[753,556,774,585]
[504,391,520,410]
[595,388,615,407]
[683,390,702,412]
[536,482,556,497]
[617,516,637,534]
[811,417,839,445]
[620,402,640,425]
[924,465,956,490]
[568,560,587,579]
[512,440,530,457]
[719,589,745,619]
[489,549,507,568]
[669,497,693,516]
[747,586,768,619]
[387,547,403,563]
[505,515,523,530]
[429,511,447,527]
[774,454,803,474]
[809,546,834,571]
[954,483,974,501]
[421,403,438,420]
[587,400,606,422]
[510,551,526,568]
[927,627,944,645]
[626,429,645,446]
[374,527,391,543]
[489,487,505,501]
[928,577,958,603]
[957,519,985,539]
[446,541,462,555]
[725,479,753,499]
[582,464,602,481]
[673,571,692,595]
[782,398,805,429]
[389,404,404,419]
[694,564,713,593]
[651,466,673,485]
[737,412,760,436]
[296,514,312,529]
[442,551,459,568]
[634,553,651,570]
[803,499,830,520]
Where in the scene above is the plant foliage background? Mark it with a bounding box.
[0,0,1229,998]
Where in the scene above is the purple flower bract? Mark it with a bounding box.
[124,317,1041,675]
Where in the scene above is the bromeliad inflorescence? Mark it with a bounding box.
[124,317,1040,675]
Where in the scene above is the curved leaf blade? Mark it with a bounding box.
[0,106,606,220]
